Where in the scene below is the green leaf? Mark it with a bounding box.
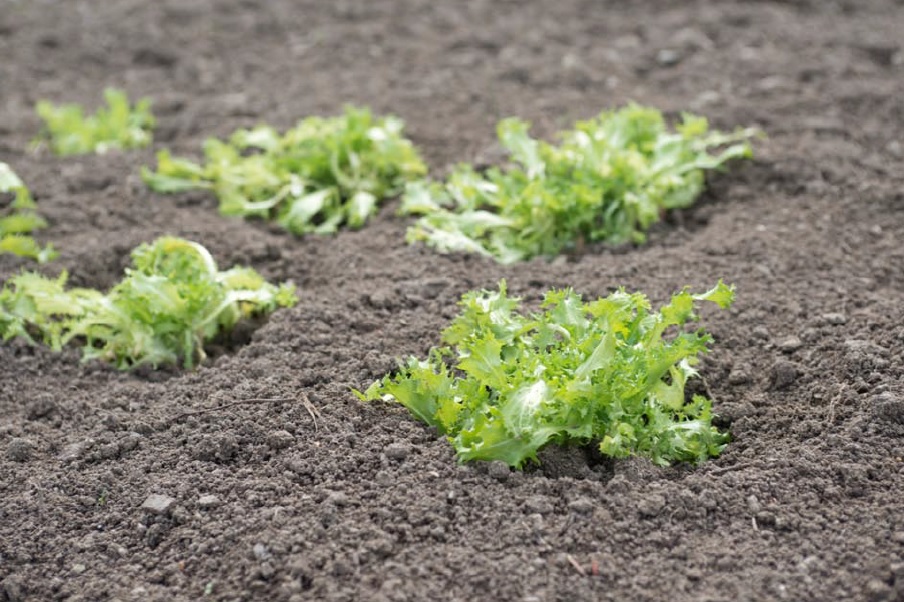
[365,281,733,468]
[0,163,26,191]
[694,280,735,309]
[401,104,758,263]
[0,163,56,263]
[0,213,48,235]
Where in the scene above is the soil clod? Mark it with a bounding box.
[140,494,176,516]
[5,438,33,462]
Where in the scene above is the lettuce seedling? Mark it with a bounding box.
[143,106,426,235]
[35,88,155,155]
[360,281,734,468]
[0,237,297,369]
[402,104,757,263]
[0,162,57,263]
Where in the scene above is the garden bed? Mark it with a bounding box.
[1,1,903,600]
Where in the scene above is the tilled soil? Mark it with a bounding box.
[2,1,904,601]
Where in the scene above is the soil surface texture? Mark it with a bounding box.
[2,1,904,601]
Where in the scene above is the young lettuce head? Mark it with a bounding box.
[360,280,734,468]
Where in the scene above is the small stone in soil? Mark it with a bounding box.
[822,312,847,325]
[778,336,802,353]
[746,495,762,513]
[6,438,34,462]
[198,495,221,509]
[141,494,176,516]
[252,543,271,561]
[58,440,92,463]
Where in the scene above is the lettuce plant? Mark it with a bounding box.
[0,237,296,369]
[35,88,155,155]
[143,106,426,235]
[402,105,757,263]
[361,281,734,468]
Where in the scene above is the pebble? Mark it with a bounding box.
[822,312,847,325]
[252,543,271,561]
[266,430,295,450]
[746,495,762,513]
[6,438,33,462]
[778,336,802,353]
[140,494,176,516]
[637,493,666,518]
[752,325,770,340]
[198,495,221,509]
[58,440,92,463]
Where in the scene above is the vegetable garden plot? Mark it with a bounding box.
[2,1,904,602]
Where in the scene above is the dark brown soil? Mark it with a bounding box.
[2,1,904,601]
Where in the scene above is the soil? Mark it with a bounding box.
[2,1,904,601]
